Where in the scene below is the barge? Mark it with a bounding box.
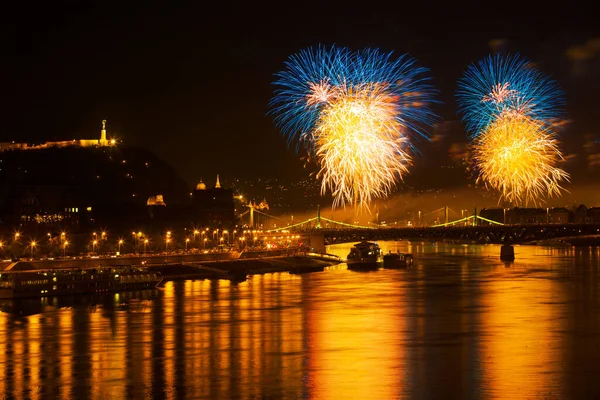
[346,241,383,269]
[383,251,414,268]
[0,266,162,299]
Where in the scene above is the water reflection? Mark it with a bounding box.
[0,241,599,399]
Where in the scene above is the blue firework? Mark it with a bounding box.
[456,53,564,138]
[269,45,438,153]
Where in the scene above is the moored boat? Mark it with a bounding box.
[0,266,162,299]
[383,251,414,268]
[346,241,383,269]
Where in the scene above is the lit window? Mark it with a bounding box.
[87,206,92,211]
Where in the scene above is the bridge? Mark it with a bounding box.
[244,206,600,247]
[319,223,600,245]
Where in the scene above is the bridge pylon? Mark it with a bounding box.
[315,205,322,229]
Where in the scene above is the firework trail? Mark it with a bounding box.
[270,46,437,210]
[457,54,569,206]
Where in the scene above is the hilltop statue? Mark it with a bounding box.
[102,120,107,130]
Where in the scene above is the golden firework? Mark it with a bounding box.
[313,83,411,210]
[474,113,569,206]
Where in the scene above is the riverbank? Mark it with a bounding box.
[147,255,342,282]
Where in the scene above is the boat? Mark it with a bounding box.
[383,251,414,268]
[346,241,383,269]
[0,266,162,299]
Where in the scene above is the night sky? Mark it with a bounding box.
[6,4,600,189]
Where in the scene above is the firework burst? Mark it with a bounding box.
[456,53,564,139]
[473,113,569,206]
[457,54,569,205]
[270,46,437,210]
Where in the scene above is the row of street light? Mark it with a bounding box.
[1,228,300,259]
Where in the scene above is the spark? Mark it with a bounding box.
[482,82,518,104]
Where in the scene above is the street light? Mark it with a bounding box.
[165,237,171,251]
[118,239,124,254]
[185,238,190,251]
[63,240,69,257]
[193,229,199,247]
[92,239,98,254]
[30,240,37,259]
[14,232,20,242]
[144,239,149,253]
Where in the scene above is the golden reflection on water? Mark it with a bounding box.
[305,275,405,399]
[0,241,599,399]
[479,266,564,398]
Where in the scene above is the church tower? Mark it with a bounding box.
[100,119,108,146]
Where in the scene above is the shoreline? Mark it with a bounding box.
[147,255,343,282]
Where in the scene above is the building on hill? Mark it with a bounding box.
[0,120,115,152]
[191,175,235,230]
[0,136,190,233]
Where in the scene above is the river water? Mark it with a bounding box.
[1,241,599,399]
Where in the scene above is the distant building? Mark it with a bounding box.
[0,120,115,152]
[1,184,84,229]
[505,208,547,224]
[479,208,504,224]
[548,207,571,223]
[587,207,600,223]
[147,194,166,206]
[574,205,588,223]
[191,175,235,229]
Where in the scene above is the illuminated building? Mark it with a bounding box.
[195,179,207,190]
[0,120,115,152]
[147,195,166,206]
[191,175,235,229]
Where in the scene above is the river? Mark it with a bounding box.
[1,241,599,399]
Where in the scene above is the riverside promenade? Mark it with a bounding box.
[0,248,343,281]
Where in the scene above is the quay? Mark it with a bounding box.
[0,247,307,271]
[148,253,342,282]
[0,249,343,284]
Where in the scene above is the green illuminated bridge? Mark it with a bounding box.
[252,207,600,245]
